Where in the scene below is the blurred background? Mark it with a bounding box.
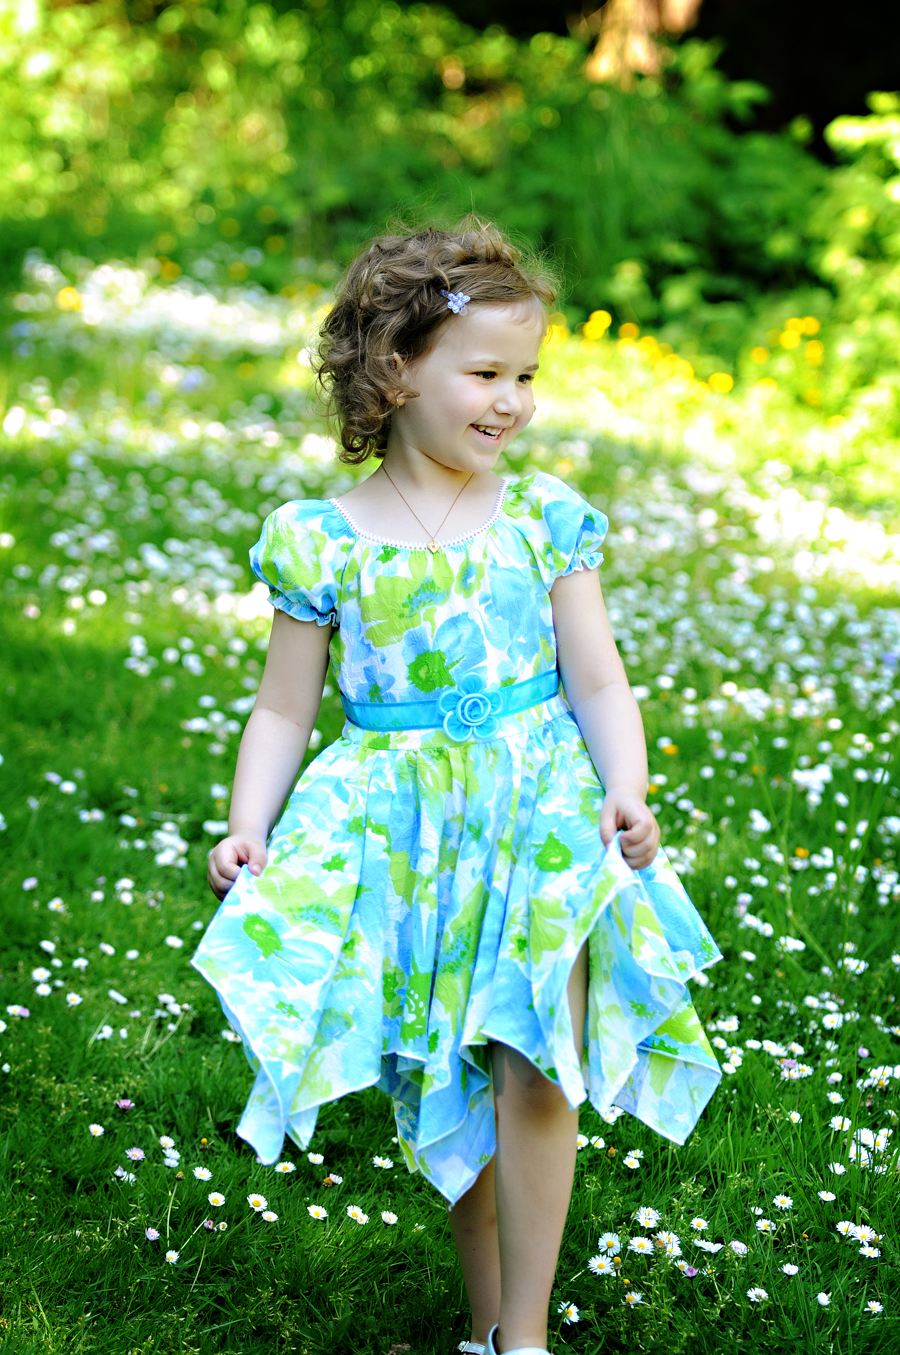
[1,0,900,378]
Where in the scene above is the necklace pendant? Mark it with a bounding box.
[427,539,440,554]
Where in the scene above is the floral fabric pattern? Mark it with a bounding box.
[191,471,722,1204]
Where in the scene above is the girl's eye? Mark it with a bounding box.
[517,373,535,383]
[474,371,497,379]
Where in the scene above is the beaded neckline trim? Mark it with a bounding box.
[328,477,511,551]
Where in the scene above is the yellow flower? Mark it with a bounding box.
[708,372,734,393]
[583,309,611,342]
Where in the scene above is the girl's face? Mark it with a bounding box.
[388,301,546,474]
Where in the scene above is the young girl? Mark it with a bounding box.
[192,223,722,1355]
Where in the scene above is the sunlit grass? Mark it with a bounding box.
[0,261,898,1352]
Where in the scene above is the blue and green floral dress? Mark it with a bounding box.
[191,471,722,1204]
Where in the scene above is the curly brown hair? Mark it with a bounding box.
[314,220,560,464]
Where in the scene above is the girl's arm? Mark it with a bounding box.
[207,608,333,899]
[550,566,660,869]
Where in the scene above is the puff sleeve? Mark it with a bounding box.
[249,500,348,626]
[507,472,608,587]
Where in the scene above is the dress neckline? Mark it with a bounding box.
[328,476,511,551]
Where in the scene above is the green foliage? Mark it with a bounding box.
[0,0,822,335]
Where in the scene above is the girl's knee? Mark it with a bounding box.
[494,1045,571,1117]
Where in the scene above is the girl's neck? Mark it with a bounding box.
[378,447,493,494]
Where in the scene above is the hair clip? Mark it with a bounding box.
[441,289,471,315]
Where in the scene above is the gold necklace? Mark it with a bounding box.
[380,465,475,554]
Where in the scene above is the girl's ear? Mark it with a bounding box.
[390,350,409,401]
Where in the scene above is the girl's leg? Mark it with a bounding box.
[490,942,588,1353]
[448,1157,501,1344]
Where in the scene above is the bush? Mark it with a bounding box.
[0,0,821,341]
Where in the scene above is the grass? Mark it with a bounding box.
[0,258,899,1353]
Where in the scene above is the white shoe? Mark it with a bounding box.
[487,1325,550,1355]
[458,1343,486,1354]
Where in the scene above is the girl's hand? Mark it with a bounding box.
[208,834,268,901]
[599,792,660,871]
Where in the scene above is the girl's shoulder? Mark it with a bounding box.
[502,471,609,580]
[259,495,356,541]
[249,498,354,626]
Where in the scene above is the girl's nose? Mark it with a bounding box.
[493,382,524,416]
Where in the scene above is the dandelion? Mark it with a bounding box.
[193,1166,212,1181]
[208,1193,225,1207]
[307,1152,324,1164]
[598,1232,621,1253]
[781,1263,799,1275]
[307,1205,327,1219]
[145,1227,159,1240]
[773,1195,793,1209]
[373,1156,393,1169]
[556,1302,579,1324]
[274,1161,296,1173]
[866,1301,884,1314]
[165,1250,179,1264]
[247,1194,268,1211]
[589,1255,616,1275]
[623,1292,644,1306]
[347,1206,369,1224]
[690,1217,709,1230]
[634,1206,660,1227]
[381,1211,398,1225]
[817,1292,831,1306]
[628,1236,654,1255]
[88,1124,104,1137]
[747,1288,768,1302]
[261,1211,278,1222]
[125,1148,145,1162]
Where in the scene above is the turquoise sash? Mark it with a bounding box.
[340,669,560,740]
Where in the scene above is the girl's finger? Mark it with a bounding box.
[598,801,619,845]
[245,840,267,876]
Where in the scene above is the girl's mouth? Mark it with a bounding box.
[472,424,503,441]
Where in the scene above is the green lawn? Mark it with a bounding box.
[0,260,898,1353]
